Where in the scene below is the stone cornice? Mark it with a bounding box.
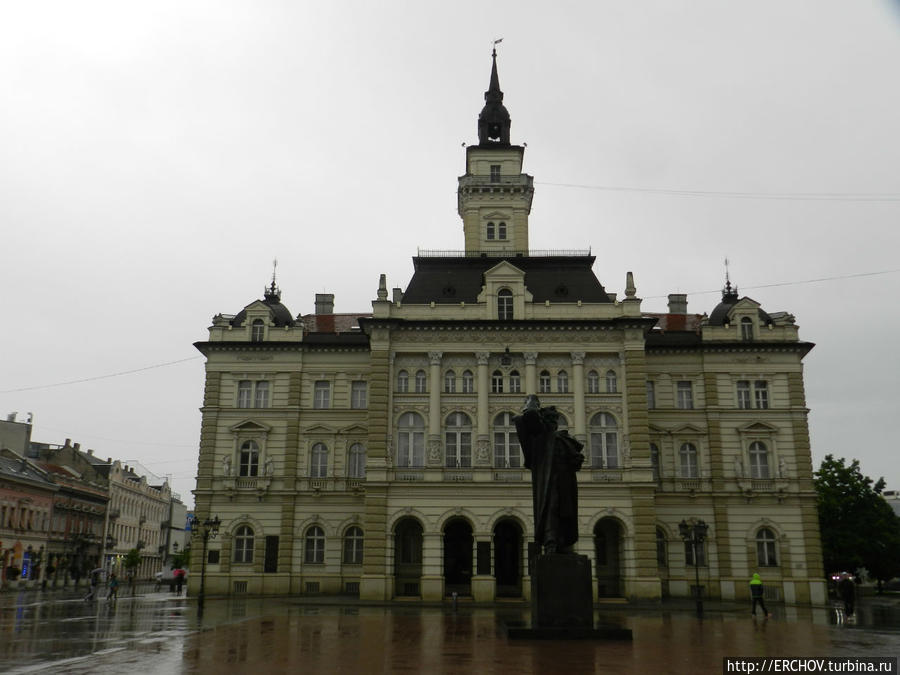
[646,341,814,357]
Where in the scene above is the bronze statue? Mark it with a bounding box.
[514,395,585,554]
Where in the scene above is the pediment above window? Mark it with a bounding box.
[737,421,778,435]
[229,419,272,434]
[305,424,337,434]
[338,424,368,435]
[670,423,705,434]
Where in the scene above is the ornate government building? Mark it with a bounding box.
[190,52,825,605]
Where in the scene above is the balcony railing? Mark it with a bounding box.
[493,470,524,482]
[443,471,473,482]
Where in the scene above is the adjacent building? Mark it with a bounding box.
[191,51,826,604]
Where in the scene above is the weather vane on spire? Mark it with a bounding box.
[272,258,278,285]
[492,37,503,56]
[266,258,280,299]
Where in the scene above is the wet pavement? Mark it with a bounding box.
[2,588,899,674]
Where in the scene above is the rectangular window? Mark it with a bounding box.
[491,373,503,393]
[754,381,769,409]
[646,380,656,409]
[254,380,269,408]
[737,380,751,409]
[676,381,694,409]
[461,372,474,393]
[539,373,551,394]
[237,380,252,408]
[509,373,521,393]
[313,380,330,409]
[351,381,367,409]
[490,164,501,183]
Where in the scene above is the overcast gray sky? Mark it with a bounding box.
[2,1,899,507]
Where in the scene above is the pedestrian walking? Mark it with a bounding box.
[837,572,856,617]
[174,567,186,596]
[107,573,119,602]
[749,573,772,617]
[83,570,100,602]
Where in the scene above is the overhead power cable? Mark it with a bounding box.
[536,181,900,202]
[0,356,202,394]
[644,268,900,300]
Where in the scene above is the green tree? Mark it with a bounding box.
[122,548,142,577]
[814,454,900,591]
[172,547,190,569]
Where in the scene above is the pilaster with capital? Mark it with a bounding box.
[571,351,586,438]
[428,351,442,437]
[523,352,538,395]
[476,351,490,437]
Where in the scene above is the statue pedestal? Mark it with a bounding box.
[506,553,632,641]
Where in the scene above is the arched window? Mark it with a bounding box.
[348,443,366,479]
[491,370,504,393]
[397,412,425,467]
[239,441,259,477]
[444,370,456,393]
[305,525,325,564]
[741,317,754,341]
[397,370,409,393]
[445,412,472,468]
[656,527,668,567]
[749,441,770,479]
[251,319,265,342]
[587,370,600,394]
[414,370,427,393]
[343,526,364,564]
[555,413,569,432]
[679,442,699,478]
[756,527,778,566]
[310,443,328,478]
[498,289,513,320]
[605,370,618,393]
[509,370,521,393]
[493,412,521,469]
[557,370,569,393]
[539,370,551,394]
[589,413,618,468]
[498,222,507,240]
[650,443,660,481]
[461,370,474,393]
[234,525,254,563]
[487,222,496,240]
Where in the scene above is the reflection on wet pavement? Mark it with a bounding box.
[2,589,899,674]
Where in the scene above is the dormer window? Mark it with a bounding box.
[497,289,513,320]
[487,222,495,240]
[251,319,265,342]
[741,317,754,341]
[490,164,501,182]
[498,222,507,240]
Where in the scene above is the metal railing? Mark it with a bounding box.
[417,248,591,258]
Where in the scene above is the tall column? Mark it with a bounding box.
[428,352,442,437]
[523,352,538,395]
[476,352,490,438]
[571,351,586,439]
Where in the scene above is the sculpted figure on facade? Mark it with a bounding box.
[515,395,585,554]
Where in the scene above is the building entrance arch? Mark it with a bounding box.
[594,518,624,597]
[394,517,423,597]
[493,519,523,597]
[443,518,473,596]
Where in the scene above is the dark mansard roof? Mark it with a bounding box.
[400,255,612,304]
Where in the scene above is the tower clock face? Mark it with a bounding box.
[488,124,501,140]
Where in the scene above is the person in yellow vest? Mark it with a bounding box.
[749,573,772,617]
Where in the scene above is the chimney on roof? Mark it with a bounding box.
[393,288,403,303]
[107,457,112,463]
[315,293,334,315]
[668,294,688,314]
[87,449,94,456]
[73,442,80,451]
[64,438,71,447]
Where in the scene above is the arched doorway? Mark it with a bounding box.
[594,518,623,597]
[394,518,423,597]
[494,519,523,597]
[443,519,473,596]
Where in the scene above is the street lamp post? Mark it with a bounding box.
[189,514,220,616]
[679,518,709,619]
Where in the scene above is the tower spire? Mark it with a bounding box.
[265,258,281,301]
[478,40,511,146]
